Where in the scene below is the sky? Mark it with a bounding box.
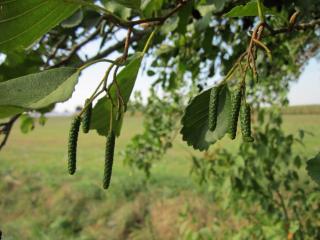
[54,42,320,113]
[288,58,320,105]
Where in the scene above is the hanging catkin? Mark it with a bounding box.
[82,99,92,134]
[240,103,254,142]
[208,87,219,131]
[103,131,116,189]
[228,87,242,140]
[68,116,81,175]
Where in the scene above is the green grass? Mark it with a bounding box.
[0,114,319,239]
[282,104,320,115]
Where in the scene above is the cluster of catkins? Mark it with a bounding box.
[67,99,115,190]
[208,85,254,142]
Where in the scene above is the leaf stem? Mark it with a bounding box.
[256,0,265,23]
[143,29,158,54]
[252,38,272,61]
[109,100,114,133]
[79,59,120,71]
[103,63,116,91]
[220,52,247,85]
[78,63,115,117]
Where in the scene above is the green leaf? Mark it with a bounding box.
[110,52,144,103]
[195,12,212,31]
[224,0,274,18]
[0,0,80,51]
[90,97,123,137]
[0,68,80,109]
[90,52,144,136]
[61,9,83,28]
[141,0,164,17]
[0,106,24,119]
[155,44,175,57]
[37,104,55,114]
[306,152,320,185]
[102,1,131,19]
[160,17,179,35]
[20,114,34,134]
[180,84,231,151]
[202,0,226,12]
[176,0,192,34]
[38,114,47,126]
[147,70,155,76]
[110,0,141,10]
[0,51,43,81]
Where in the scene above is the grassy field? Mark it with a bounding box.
[0,113,319,239]
[282,104,320,115]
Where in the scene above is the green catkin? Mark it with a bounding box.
[240,103,254,142]
[82,99,92,133]
[68,116,81,175]
[208,87,219,131]
[103,131,116,189]
[228,87,242,140]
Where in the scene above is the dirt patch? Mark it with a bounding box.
[149,192,217,240]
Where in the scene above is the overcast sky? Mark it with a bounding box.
[54,40,320,113]
[288,58,320,105]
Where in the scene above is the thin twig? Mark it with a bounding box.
[266,18,320,35]
[53,30,148,68]
[293,206,305,239]
[123,28,132,60]
[128,1,187,26]
[49,1,186,67]
[275,189,290,235]
[78,62,118,117]
[0,114,21,151]
[50,20,103,68]
[112,65,126,119]
[253,38,272,60]
[247,23,264,71]
[46,35,68,65]
[67,0,187,28]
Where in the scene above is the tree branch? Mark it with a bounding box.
[266,18,320,35]
[49,0,188,68]
[67,0,188,28]
[0,114,21,151]
[58,29,148,68]
[275,189,290,235]
[50,29,148,68]
[45,35,68,65]
[128,1,187,26]
[48,18,105,69]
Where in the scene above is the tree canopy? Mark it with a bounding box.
[2,0,319,175]
[1,0,320,237]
